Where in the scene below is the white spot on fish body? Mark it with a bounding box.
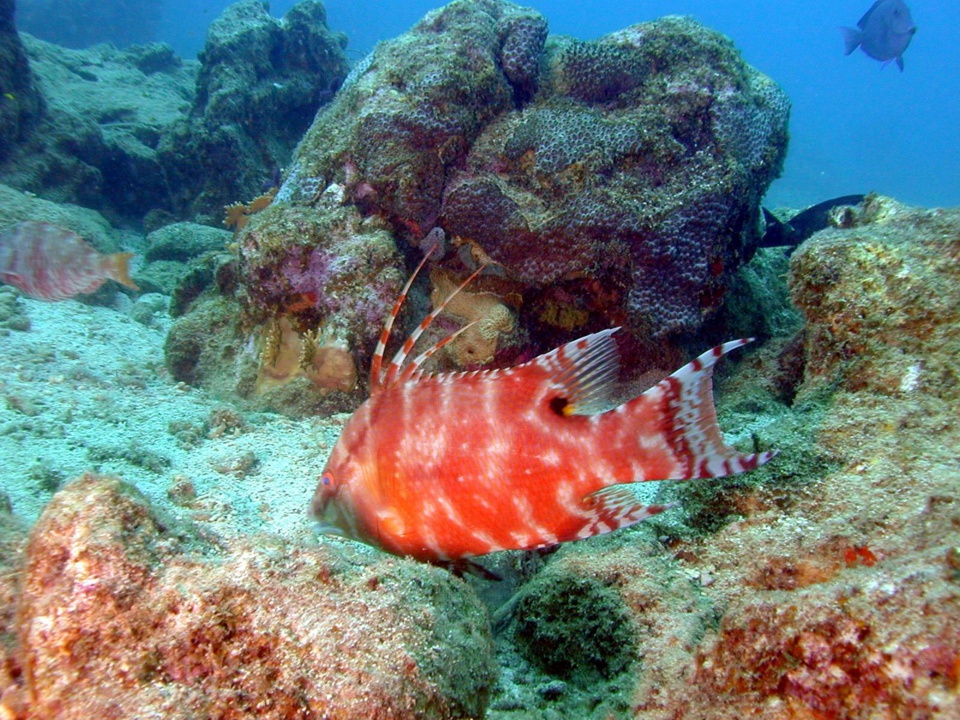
[510,530,532,547]
[541,448,562,467]
[437,492,462,526]
[513,494,534,517]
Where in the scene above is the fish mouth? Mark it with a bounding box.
[309,489,330,520]
[313,522,347,537]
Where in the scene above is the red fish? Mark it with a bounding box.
[0,221,138,300]
[311,253,776,562]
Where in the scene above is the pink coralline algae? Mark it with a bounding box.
[238,200,404,354]
[4,474,496,720]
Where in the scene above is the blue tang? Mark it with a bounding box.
[842,0,917,71]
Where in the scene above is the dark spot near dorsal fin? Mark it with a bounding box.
[549,396,569,416]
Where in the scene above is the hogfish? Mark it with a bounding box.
[311,253,776,562]
[0,221,138,300]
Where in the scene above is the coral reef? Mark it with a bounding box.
[255,315,357,393]
[158,0,349,222]
[235,186,404,370]
[496,8,548,102]
[440,16,788,345]
[485,196,960,718]
[3,190,958,718]
[790,194,960,404]
[135,221,232,297]
[0,36,194,220]
[246,0,787,386]
[2,0,345,228]
[428,265,517,367]
[7,473,496,719]
[223,190,277,232]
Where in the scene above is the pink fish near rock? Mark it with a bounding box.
[0,221,138,300]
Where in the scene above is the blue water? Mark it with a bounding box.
[152,0,959,210]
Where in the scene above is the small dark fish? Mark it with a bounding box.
[842,0,917,71]
[0,221,138,300]
[317,75,343,104]
[760,195,866,253]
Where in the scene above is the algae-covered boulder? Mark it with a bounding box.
[0,0,43,162]
[158,0,350,222]
[790,194,960,405]
[248,0,787,385]
[0,36,195,218]
[2,0,347,228]
[11,474,497,719]
[441,17,788,344]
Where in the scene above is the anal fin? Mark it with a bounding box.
[575,486,675,540]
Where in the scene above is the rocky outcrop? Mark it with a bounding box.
[157,0,350,223]
[0,0,43,161]
[3,474,497,719]
[235,0,788,391]
[1,0,348,227]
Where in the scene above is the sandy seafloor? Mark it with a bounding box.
[1,291,343,543]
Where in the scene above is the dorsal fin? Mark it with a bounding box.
[540,328,621,416]
[369,244,486,393]
[370,249,434,393]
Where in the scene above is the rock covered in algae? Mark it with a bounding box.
[442,16,788,342]
[158,0,350,222]
[7,474,496,719]
[486,196,960,718]
[790,194,960,405]
[0,0,43,163]
[258,0,787,375]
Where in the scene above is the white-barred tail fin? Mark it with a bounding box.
[635,338,777,480]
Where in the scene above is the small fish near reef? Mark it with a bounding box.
[0,221,138,300]
[311,252,776,563]
[842,0,917,71]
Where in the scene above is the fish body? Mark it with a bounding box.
[0,221,138,300]
[760,194,866,252]
[312,255,775,562]
[842,0,916,71]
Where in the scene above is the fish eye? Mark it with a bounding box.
[322,471,334,486]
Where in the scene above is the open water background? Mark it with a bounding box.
[136,0,960,209]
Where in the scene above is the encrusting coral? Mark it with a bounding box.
[258,0,788,378]
[256,316,357,393]
[428,265,517,366]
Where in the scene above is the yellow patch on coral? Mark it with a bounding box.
[429,267,515,366]
[537,298,590,331]
[256,317,357,394]
[224,189,277,231]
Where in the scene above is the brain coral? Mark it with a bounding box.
[438,14,789,340]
